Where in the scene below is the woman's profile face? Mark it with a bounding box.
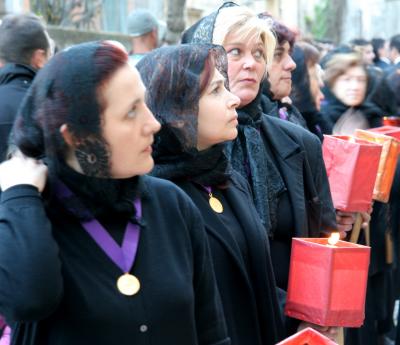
[332,66,367,107]
[197,68,240,150]
[101,64,161,178]
[223,31,266,107]
[267,41,296,100]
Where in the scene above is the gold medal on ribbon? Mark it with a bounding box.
[209,194,223,213]
[117,273,140,296]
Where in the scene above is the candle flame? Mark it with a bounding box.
[328,232,340,246]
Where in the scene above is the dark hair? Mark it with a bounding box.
[94,43,129,115]
[390,34,400,53]
[371,38,385,63]
[13,42,128,168]
[297,41,320,67]
[350,38,371,47]
[0,13,49,65]
[137,44,227,151]
[199,51,226,95]
[259,13,295,50]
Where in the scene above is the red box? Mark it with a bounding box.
[383,116,400,127]
[276,327,338,345]
[285,238,370,327]
[368,126,400,141]
[354,129,400,202]
[322,135,382,211]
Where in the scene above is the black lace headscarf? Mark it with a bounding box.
[136,44,231,186]
[181,3,285,232]
[11,41,142,221]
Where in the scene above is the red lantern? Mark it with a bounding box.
[322,135,382,212]
[285,237,370,327]
[276,327,338,345]
[354,129,400,203]
[368,126,400,141]
[382,116,400,127]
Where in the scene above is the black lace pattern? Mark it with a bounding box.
[137,44,231,186]
[226,92,286,233]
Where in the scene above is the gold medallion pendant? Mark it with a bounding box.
[117,273,140,296]
[209,195,223,213]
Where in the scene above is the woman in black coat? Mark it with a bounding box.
[0,41,229,345]
[181,3,356,341]
[137,44,286,345]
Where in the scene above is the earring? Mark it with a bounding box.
[74,138,110,177]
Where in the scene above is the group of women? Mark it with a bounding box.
[0,2,370,345]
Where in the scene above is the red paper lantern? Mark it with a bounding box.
[285,238,370,327]
[277,327,338,345]
[354,129,400,203]
[322,135,382,212]
[382,116,400,127]
[368,126,400,141]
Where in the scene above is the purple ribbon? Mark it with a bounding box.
[56,182,141,273]
[202,186,212,194]
[279,107,288,120]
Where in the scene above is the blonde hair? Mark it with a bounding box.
[213,6,276,68]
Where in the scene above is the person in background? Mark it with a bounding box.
[257,14,308,129]
[127,9,162,65]
[0,13,52,162]
[321,53,383,133]
[372,38,391,70]
[138,42,285,345]
[389,34,400,68]
[0,41,229,345]
[296,41,325,113]
[321,52,394,345]
[350,38,375,66]
[290,41,332,139]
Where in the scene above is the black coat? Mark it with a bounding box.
[321,85,384,133]
[175,172,285,345]
[0,177,229,345]
[260,115,337,238]
[0,64,36,161]
[231,115,337,335]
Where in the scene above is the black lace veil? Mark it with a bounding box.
[10,41,145,219]
[137,44,232,185]
[12,41,127,178]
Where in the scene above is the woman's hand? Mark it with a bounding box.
[0,152,48,192]
[297,321,340,342]
[360,208,372,230]
[336,210,356,239]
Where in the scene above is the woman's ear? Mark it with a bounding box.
[60,124,76,148]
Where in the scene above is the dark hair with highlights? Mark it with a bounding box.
[12,41,128,173]
[258,13,295,51]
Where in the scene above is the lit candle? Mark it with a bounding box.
[285,237,370,327]
[327,232,340,247]
[276,327,338,345]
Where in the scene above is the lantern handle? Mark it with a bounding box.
[349,213,370,246]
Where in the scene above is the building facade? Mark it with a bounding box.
[1,0,399,44]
